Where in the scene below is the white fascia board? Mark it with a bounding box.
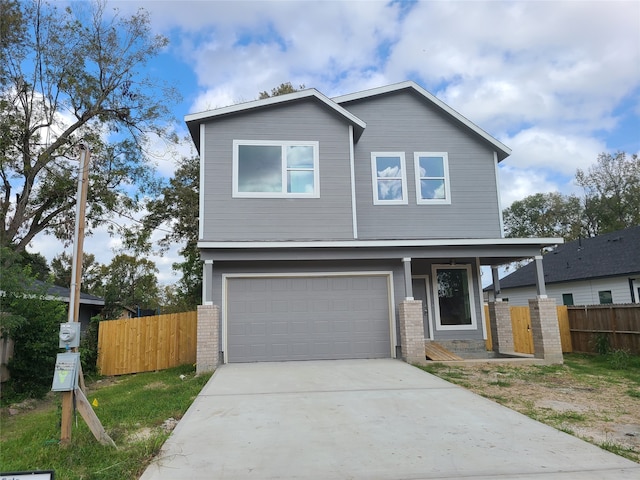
[185,89,366,132]
[333,80,511,160]
[198,238,564,249]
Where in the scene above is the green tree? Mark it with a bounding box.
[0,247,66,399]
[97,253,160,319]
[258,82,306,99]
[137,155,201,310]
[0,0,178,252]
[576,152,640,236]
[50,251,101,294]
[503,192,584,241]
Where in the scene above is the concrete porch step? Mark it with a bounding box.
[425,342,464,361]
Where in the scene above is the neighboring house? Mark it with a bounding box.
[486,226,640,306]
[36,281,105,331]
[185,80,561,367]
[117,306,159,319]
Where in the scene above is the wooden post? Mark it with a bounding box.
[61,143,92,446]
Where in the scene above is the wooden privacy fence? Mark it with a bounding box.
[97,311,197,376]
[484,305,572,354]
[567,304,640,354]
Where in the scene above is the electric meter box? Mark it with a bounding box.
[58,322,81,349]
[52,352,80,392]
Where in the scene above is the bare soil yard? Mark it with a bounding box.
[420,353,640,463]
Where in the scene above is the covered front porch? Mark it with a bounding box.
[396,241,565,365]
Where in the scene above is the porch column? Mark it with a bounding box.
[529,297,563,364]
[534,255,547,297]
[488,300,514,355]
[197,304,220,373]
[491,267,501,301]
[398,300,425,364]
[203,260,214,305]
[402,257,413,300]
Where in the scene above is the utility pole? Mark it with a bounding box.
[60,143,114,447]
[60,143,90,445]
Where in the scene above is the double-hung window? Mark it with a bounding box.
[371,152,408,204]
[233,140,319,197]
[414,152,450,204]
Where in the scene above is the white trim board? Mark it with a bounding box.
[199,237,563,249]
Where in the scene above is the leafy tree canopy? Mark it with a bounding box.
[258,82,306,99]
[1,0,179,252]
[50,251,101,294]
[96,253,160,319]
[503,151,639,241]
[576,151,640,236]
[503,192,583,240]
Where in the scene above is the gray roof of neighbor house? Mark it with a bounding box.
[34,280,105,306]
[487,226,640,290]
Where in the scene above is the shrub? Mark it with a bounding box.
[80,315,101,376]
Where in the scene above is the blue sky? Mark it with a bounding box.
[31,0,640,284]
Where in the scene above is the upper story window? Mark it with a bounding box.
[371,152,408,205]
[233,140,319,198]
[414,152,450,205]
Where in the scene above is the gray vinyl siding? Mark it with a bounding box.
[501,276,637,306]
[201,100,353,241]
[342,91,502,240]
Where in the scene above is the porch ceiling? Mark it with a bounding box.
[198,238,563,266]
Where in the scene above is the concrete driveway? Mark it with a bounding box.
[140,359,640,479]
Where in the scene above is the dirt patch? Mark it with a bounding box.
[431,363,640,462]
[143,381,169,391]
[127,417,179,444]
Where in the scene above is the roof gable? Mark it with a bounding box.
[332,81,511,161]
[495,226,640,289]
[185,89,366,151]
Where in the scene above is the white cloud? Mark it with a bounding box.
[60,0,639,289]
[503,128,606,176]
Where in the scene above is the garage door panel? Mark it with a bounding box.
[227,275,391,363]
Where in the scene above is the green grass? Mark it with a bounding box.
[0,364,212,479]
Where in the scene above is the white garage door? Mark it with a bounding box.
[225,274,392,362]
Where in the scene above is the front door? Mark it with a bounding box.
[412,277,432,339]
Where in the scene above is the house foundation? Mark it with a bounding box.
[197,304,220,374]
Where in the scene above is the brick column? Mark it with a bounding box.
[529,297,563,364]
[398,300,425,364]
[488,301,514,355]
[197,304,220,374]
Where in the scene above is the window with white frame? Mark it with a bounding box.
[431,264,477,330]
[371,152,407,204]
[414,152,450,204]
[233,140,319,197]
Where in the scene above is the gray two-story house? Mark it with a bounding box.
[186,81,563,369]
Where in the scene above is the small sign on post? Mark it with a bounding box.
[0,471,54,479]
[51,353,80,392]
